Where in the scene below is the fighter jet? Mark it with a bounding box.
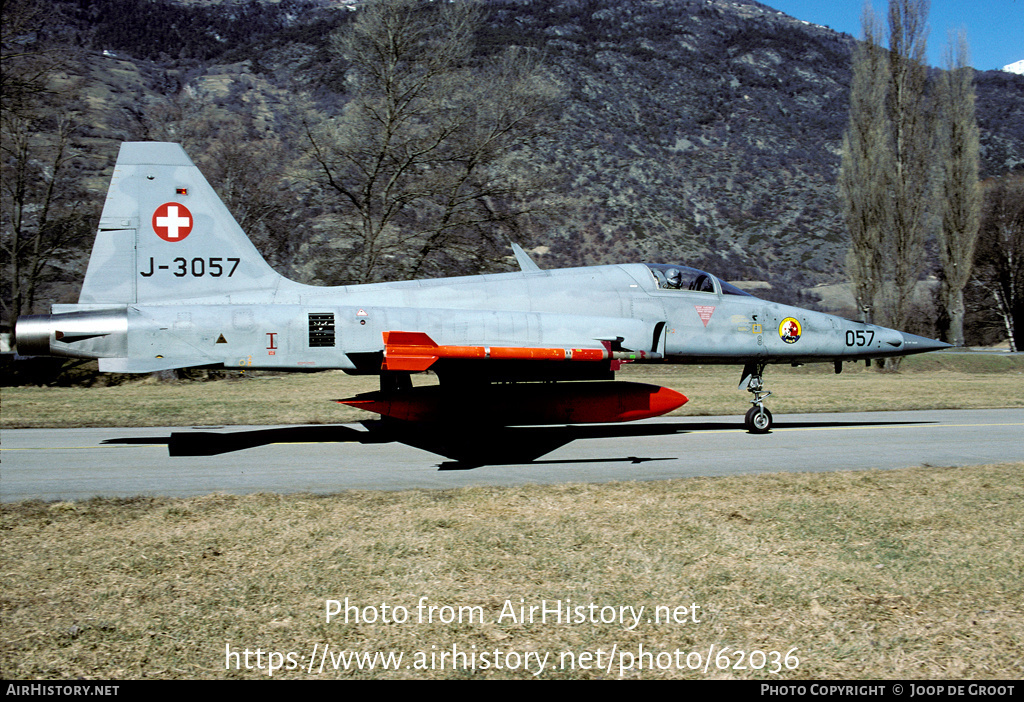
[16,142,949,445]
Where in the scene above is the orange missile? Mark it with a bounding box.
[381,331,660,372]
[338,381,687,425]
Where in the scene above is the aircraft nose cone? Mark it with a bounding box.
[900,332,953,353]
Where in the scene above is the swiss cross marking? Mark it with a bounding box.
[695,305,716,327]
[153,202,194,242]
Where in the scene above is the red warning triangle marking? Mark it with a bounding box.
[695,305,715,327]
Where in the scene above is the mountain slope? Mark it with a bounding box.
[16,0,1024,305]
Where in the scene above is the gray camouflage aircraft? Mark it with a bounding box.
[17,142,949,454]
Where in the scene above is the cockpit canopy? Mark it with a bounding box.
[644,264,753,297]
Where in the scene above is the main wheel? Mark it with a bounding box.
[745,406,773,434]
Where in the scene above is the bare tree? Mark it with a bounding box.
[840,5,890,324]
[935,30,981,347]
[303,0,556,284]
[134,84,218,149]
[200,136,298,270]
[840,0,937,370]
[1,0,92,327]
[880,0,934,336]
[136,86,300,271]
[974,175,1024,351]
[1,0,62,112]
[1,111,88,321]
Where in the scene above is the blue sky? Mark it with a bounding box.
[764,1,1023,72]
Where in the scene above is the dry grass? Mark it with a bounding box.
[3,353,1022,429]
[2,463,1022,679]
[3,354,1021,679]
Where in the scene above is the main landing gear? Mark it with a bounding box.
[740,363,772,434]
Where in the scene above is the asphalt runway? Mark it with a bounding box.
[2,408,1022,502]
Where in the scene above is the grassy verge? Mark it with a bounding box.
[2,463,1021,679]
[3,353,1022,429]
[3,353,1020,679]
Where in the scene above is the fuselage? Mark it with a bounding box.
[17,261,938,374]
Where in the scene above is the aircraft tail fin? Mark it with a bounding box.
[79,142,285,305]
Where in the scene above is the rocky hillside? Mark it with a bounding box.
[10,0,1024,310]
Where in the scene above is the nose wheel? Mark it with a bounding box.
[741,363,773,434]
[745,404,773,433]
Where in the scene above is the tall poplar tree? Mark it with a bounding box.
[935,31,981,347]
[881,0,934,336]
[841,0,936,361]
[839,6,890,324]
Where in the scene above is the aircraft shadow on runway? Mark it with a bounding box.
[102,417,935,469]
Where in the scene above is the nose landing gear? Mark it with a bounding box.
[740,363,773,434]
